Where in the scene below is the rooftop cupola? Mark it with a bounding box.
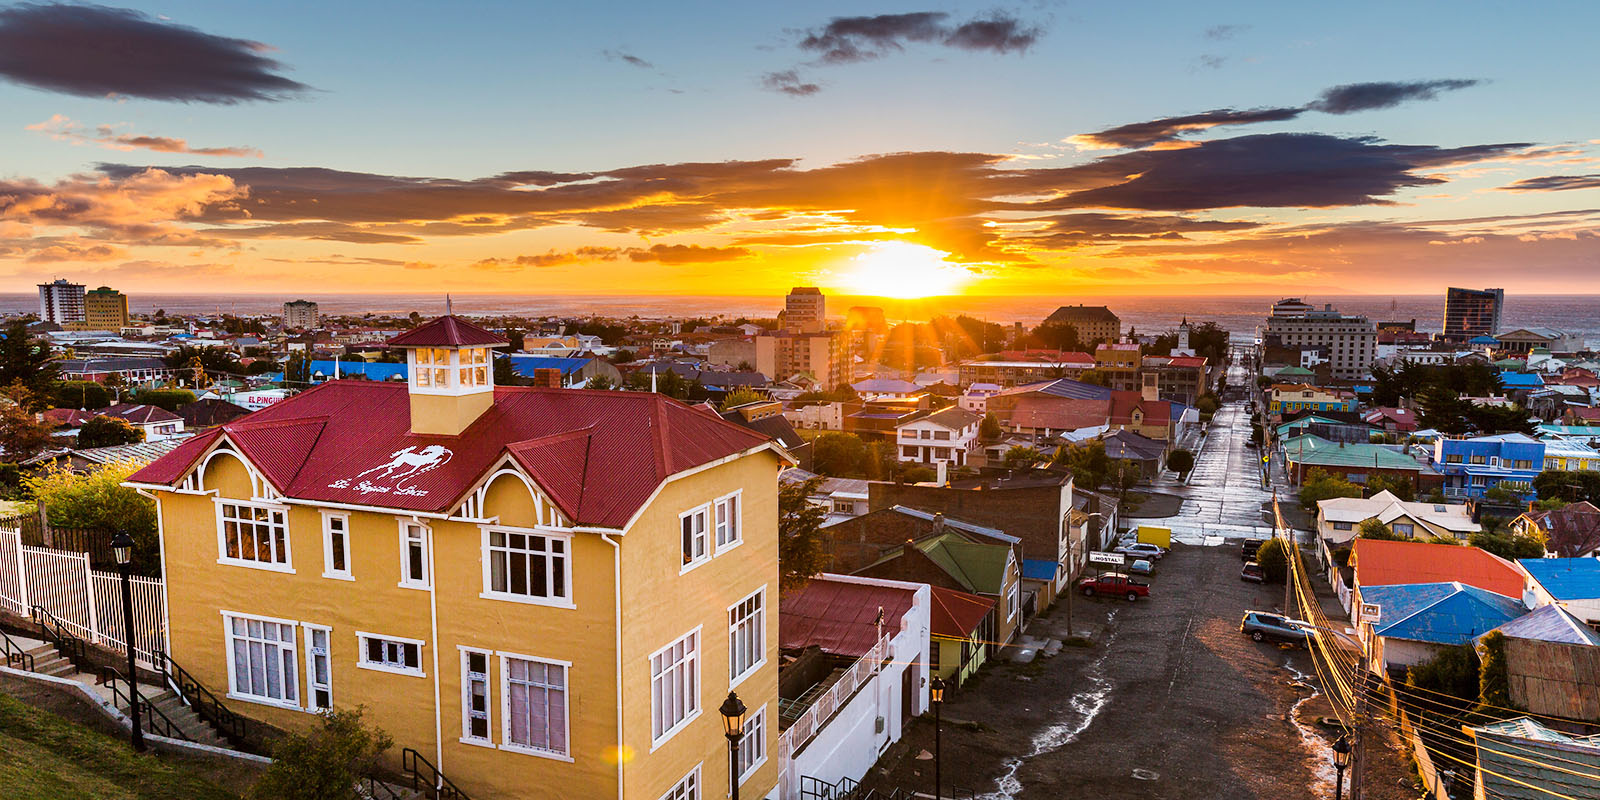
[387,315,508,436]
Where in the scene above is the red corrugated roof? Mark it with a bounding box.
[1351,539,1523,598]
[127,382,773,529]
[387,315,507,348]
[1007,394,1109,430]
[780,578,916,658]
[1110,391,1171,426]
[929,585,996,639]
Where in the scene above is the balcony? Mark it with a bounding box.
[776,634,890,800]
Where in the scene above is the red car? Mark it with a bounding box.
[1079,573,1150,602]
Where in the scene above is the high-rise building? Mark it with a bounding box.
[83,286,129,330]
[784,287,826,333]
[1442,287,1504,341]
[283,299,320,329]
[1263,300,1377,381]
[37,278,85,324]
[755,330,851,388]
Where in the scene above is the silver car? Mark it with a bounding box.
[1239,611,1310,644]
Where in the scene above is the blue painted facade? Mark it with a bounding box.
[1431,433,1544,500]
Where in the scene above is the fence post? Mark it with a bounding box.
[37,499,52,548]
[82,555,99,646]
[11,531,26,612]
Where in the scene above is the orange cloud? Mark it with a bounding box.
[27,115,262,157]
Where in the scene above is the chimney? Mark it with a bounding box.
[932,512,945,533]
[532,367,563,388]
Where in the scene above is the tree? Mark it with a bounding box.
[1253,537,1287,582]
[133,388,196,412]
[1298,468,1363,513]
[53,380,112,410]
[1108,459,1141,500]
[1077,369,1111,388]
[1364,472,1415,502]
[1166,449,1195,480]
[1534,469,1600,504]
[812,432,869,477]
[979,412,1002,442]
[778,476,830,591]
[1469,530,1545,560]
[162,345,241,377]
[1476,631,1512,713]
[1195,394,1220,417]
[1028,321,1081,352]
[76,416,144,449]
[1057,439,1111,490]
[0,321,58,405]
[1005,446,1046,468]
[251,707,393,800]
[719,387,767,410]
[24,461,159,572]
[493,356,525,387]
[0,402,51,460]
[1357,518,1402,540]
[587,375,616,391]
[1406,644,1480,707]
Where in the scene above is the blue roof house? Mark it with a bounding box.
[1431,433,1544,501]
[1360,581,1526,669]
[1519,558,1600,628]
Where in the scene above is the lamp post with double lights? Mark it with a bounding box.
[1332,734,1351,800]
[111,530,144,752]
[930,676,945,800]
[720,691,748,800]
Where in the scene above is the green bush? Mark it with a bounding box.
[53,380,112,410]
[76,416,144,449]
[133,388,196,412]
[1254,537,1288,582]
[251,707,392,800]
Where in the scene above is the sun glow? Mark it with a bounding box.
[838,241,972,298]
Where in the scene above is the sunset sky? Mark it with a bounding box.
[2,1,1598,299]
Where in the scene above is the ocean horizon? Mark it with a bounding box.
[5,292,1597,347]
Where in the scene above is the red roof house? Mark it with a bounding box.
[1350,538,1524,599]
[780,576,918,658]
[387,315,509,348]
[929,585,996,640]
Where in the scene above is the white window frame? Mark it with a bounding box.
[458,646,493,747]
[733,704,768,790]
[398,521,431,589]
[650,627,702,750]
[356,631,426,677]
[304,623,333,712]
[215,499,293,573]
[321,511,353,581]
[727,587,765,689]
[1006,582,1019,622]
[221,610,301,710]
[661,764,701,800]
[680,505,710,573]
[713,491,742,554]
[480,525,574,609]
[497,651,573,761]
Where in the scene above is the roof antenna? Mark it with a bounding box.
[651,364,658,394]
[446,294,453,316]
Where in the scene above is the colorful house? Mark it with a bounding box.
[126,315,790,800]
[1431,433,1545,500]
[1357,581,1524,669]
[928,586,997,686]
[854,532,1023,649]
[1268,384,1354,416]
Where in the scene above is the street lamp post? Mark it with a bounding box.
[1332,734,1351,800]
[930,676,945,800]
[719,691,747,800]
[111,531,144,752]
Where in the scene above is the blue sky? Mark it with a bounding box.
[2,1,1598,296]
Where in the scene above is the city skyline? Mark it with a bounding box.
[2,1,1598,297]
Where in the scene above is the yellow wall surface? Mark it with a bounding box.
[156,438,782,800]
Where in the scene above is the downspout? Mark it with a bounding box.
[602,533,625,800]
[135,489,173,662]
[417,514,445,783]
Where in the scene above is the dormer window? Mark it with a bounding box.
[461,348,489,387]
[410,346,491,392]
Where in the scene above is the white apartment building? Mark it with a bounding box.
[1264,300,1377,381]
[38,279,86,324]
[895,406,982,467]
[282,299,319,329]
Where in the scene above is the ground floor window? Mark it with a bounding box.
[357,633,424,676]
[661,765,700,800]
[733,705,767,788]
[224,613,298,706]
[503,655,568,757]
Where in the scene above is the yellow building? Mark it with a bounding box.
[128,315,789,800]
[82,285,129,330]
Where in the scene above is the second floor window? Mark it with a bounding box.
[218,501,290,569]
[651,629,700,744]
[486,529,569,603]
[728,588,764,685]
[323,514,351,580]
[714,493,741,552]
[681,506,709,569]
[400,523,429,588]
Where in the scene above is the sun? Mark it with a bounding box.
[837,241,972,298]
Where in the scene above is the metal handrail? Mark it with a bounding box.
[155,650,247,744]
[402,747,471,800]
[357,776,407,800]
[30,605,88,671]
[0,627,36,671]
[99,665,191,742]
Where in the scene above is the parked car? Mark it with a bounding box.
[1240,562,1265,583]
[1129,559,1154,576]
[1114,542,1166,561]
[1239,611,1310,644]
[1241,538,1266,562]
[1079,573,1150,602]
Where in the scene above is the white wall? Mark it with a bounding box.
[778,576,930,799]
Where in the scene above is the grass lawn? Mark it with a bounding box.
[0,692,248,800]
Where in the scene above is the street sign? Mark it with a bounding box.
[1088,551,1125,566]
[1359,602,1382,624]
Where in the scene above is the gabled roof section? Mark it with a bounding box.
[126,381,775,528]
[1363,581,1524,645]
[387,315,508,348]
[1519,557,1600,600]
[929,585,996,639]
[1485,603,1600,646]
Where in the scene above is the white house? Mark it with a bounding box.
[776,574,931,800]
[1317,491,1480,546]
[959,383,1003,414]
[895,406,982,467]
